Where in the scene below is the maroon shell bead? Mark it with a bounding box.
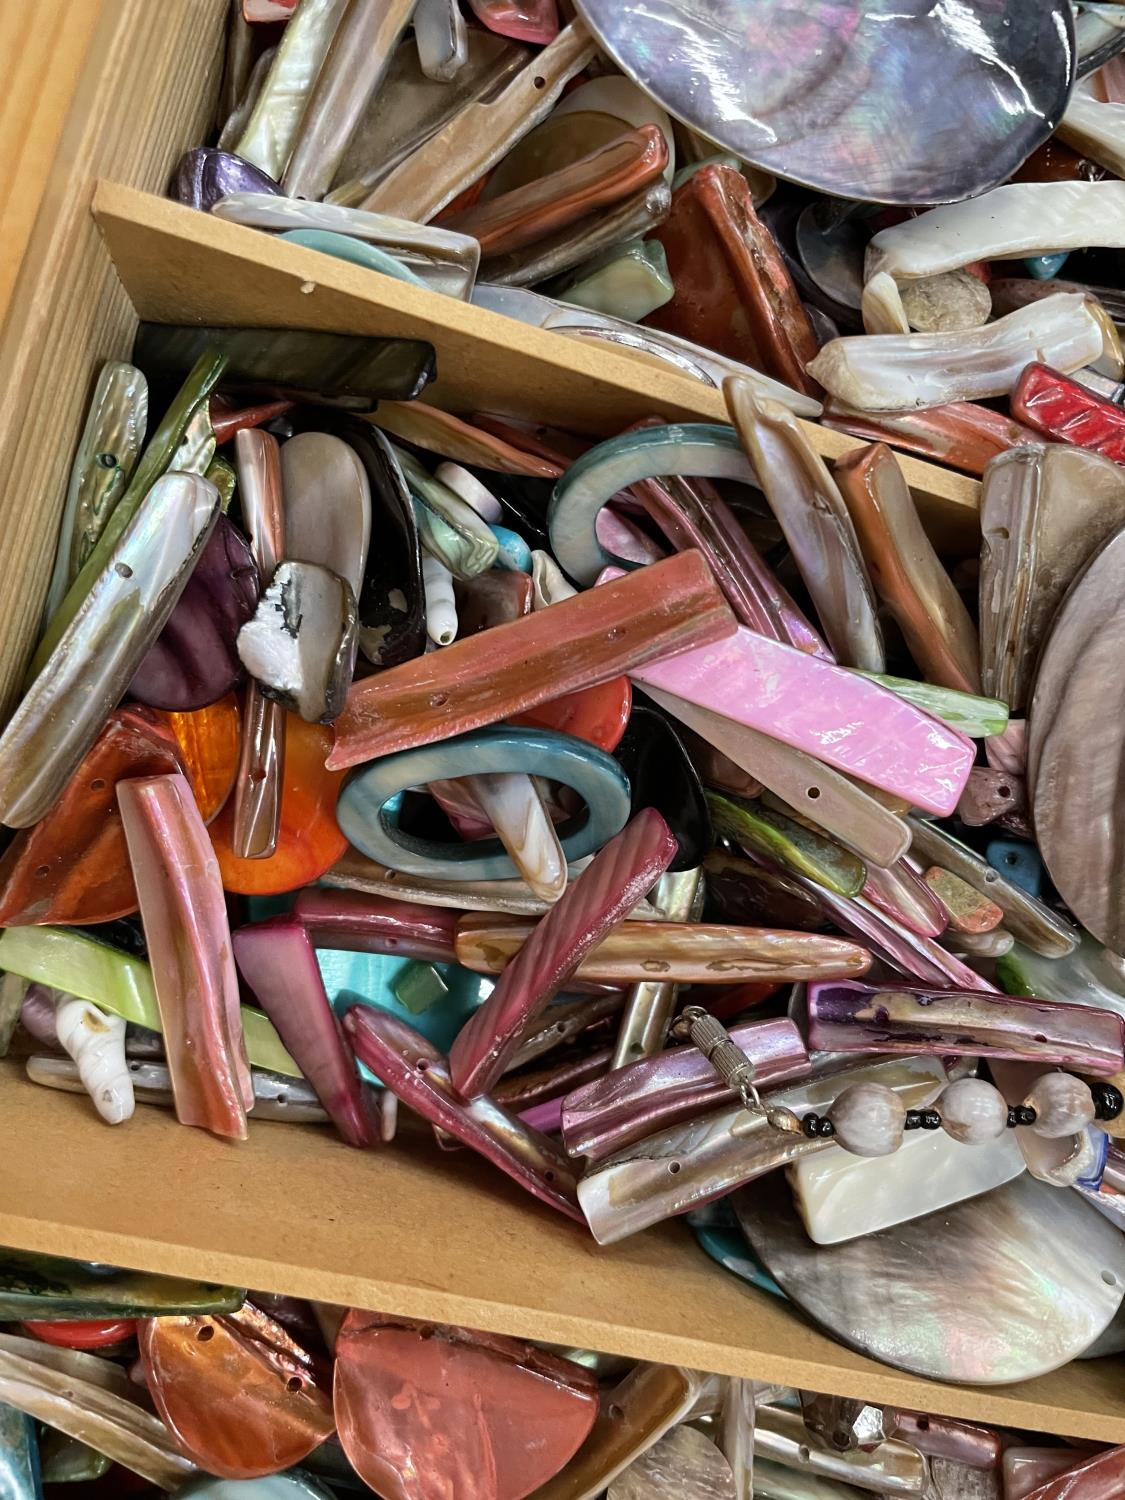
[130,516,261,712]
[494,1049,613,1113]
[233,915,381,1147]
[1012,361,1125,464]
[626,439,829,659]
[210,395,296,444]
[560,1016,811,1163]
[448,808,677,1098]
[886,1410,1002,1469]
[821,396,1045,477]
[1020,1445,1125,1500]
[343,1005,583,1220]
[293,887,460,963]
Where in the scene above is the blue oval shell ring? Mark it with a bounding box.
[336,724,632,881]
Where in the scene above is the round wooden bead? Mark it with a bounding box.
[938,1077,1008,1144]
[826,1083,906,1157]
[1024,1072,1096,1138]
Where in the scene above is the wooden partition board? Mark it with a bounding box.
[0,0,106,327]
[92,180,982,550]
[0,1066,1122,1443]
[0,0,228,722]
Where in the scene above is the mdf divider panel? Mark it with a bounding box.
[0,0,107,328]
[0,0,228,721]
[92,180,982,552]
[0,1066,1122,1444]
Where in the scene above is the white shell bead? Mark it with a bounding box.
[54,996,134,1125]
[421,554,458,647]
[1025,1072,1096,1138]
[939,1077,1009,1144]
[435,462,502,522]
[826,1083,905,1158]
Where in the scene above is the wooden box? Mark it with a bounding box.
[2,0,1120,1445]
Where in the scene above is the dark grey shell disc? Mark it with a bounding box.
[735,1173,1125,1383]
[572,0,1075,204]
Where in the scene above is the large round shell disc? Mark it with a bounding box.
[735,1173,1125,1383]
[572,0,1075,204]
[1030,528,1125,952]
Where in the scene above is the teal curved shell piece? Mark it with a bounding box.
[279,229,429,288]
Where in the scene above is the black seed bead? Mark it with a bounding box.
[801,1113,822,1139]
[1007,1106,1019,1128]
[904,1109,924,1130]
[1016,1104,1037,1126]
[816,1117,836,1137]
[920,1109,942,1130]
[1092,1082,1125,1122]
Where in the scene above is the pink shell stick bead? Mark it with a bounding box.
[118,773,252,1140]
[561,1016,810,1163]
[771,853,996,991]
[862,858,948,938]
[343,1005,582,1221]
[807,980,1125,1075]
[448,808,677,1098]
[233,915,381,1148]
[292,887,459,963]
[608,576,974,815]
[626,443,829,659]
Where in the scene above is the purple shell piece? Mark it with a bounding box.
[561,1017,811,1163]
[129,516,261,711]
[170,148,282,212]
[807,979,1125,1074]
[293,887,459,963]
[19,984,60,1048]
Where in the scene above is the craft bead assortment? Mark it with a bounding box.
[4,0,1125,1491]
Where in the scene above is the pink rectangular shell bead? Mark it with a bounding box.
[599,569,974,816]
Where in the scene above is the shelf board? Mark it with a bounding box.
[0,0,227,722]
[2,1068,1122,1444]
[92,179,982,557]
